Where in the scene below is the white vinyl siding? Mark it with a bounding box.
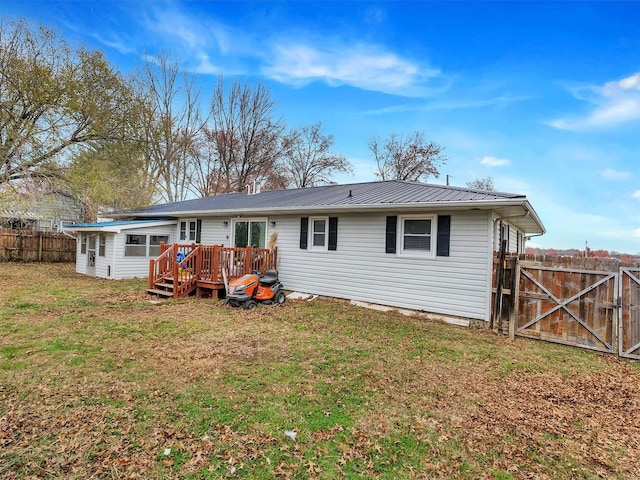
[271,210,493,321]
[75,235,86,275]
[73,213,495,322]
[492,216,524,254]
[73,225,175,280]
[112,225,176,279]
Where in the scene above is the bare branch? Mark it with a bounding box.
[370,131,447,183]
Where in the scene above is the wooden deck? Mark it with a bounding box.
[147,243,278,298]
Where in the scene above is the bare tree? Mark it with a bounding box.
[466,176,495,191]
[0,20,139,187]
[64,140,154,220]
[196,76,285,195]
[369,131,447,183]
[135,52,205,203]
[278,122,352,188]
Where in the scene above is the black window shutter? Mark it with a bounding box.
[436,215,451,257]
[300,217,308,249]
[328,217,338,251]
[385,216,397,254]
[196,219,202,243]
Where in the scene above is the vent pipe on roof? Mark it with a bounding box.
[348,190,352,198]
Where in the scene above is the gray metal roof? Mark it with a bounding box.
[123,180,545,234]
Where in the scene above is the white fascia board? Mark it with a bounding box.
[64,220,177,234]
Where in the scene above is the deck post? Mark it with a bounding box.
[195,246,202,297]
[245,245,251,273]
[213,245,220,283]
[173,243,179,298]
[148,259,155,289]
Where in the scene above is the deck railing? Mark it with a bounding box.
[149,243,278,296]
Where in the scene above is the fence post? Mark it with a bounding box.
[491,239,507,332]
[17,229,23,261]
[509,258,520,340]
[38,232,43,261]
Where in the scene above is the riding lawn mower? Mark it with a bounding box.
[224,269,286,310]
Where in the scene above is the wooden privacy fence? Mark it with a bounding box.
[0,228,76,262]
[492,254,640,360]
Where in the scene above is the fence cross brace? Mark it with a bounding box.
[518,269,615,351]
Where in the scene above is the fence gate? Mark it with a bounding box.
[515,263,617,354]
[619,268,640,359]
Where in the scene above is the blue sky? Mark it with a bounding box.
[4,1,639,254]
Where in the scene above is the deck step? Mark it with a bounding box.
[146,288,174,297]
[154,282,175,289]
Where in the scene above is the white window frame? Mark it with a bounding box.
[231,218,268,249]
[98,233,106,257]
[124,234,147,257]
[179,219,199,242]
[149,235,169,257]
[309,216,329,251]
[399,214,436,258]
[80,233,87,254]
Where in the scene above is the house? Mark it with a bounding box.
[65,180,545,324]
[0,184,83,232]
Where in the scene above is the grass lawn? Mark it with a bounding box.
[1,263,639,479]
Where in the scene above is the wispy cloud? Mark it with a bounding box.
[262,41,442,97]
[425,94,532,111]
[550,72,640,130]
[133,5,444,96]
[144,4,210,51]
[91,33,137,55]
[633,190,640,199]
[481,156,511,167]
[601,168,632,180]
[139,3,253,74]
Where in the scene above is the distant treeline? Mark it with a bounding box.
[525,247,639,264]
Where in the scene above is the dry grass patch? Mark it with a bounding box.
[1,263,639,479]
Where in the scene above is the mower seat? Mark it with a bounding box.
[259,269,279,286]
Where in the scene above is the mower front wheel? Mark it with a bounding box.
[274,290,286,305]
[243,299,258,310]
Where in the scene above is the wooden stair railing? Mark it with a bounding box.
[172,246,201,298]
[148,243,201,298]
[148,244,278,298]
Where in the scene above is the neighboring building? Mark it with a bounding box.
[65,180,545,324]
[0,185,83,231]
